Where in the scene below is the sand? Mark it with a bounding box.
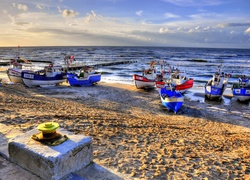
[0,79,250,179]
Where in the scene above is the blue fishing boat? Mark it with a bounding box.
[232,75,250,102]
[159,84,184,114]
[66,67,101,86]
[21,64,67,87]
[204,66,230,100]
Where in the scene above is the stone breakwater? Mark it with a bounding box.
[0,83,250,179]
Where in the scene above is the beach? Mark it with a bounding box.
[0,75,250,179]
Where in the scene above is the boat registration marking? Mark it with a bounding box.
[136,76,143,80]
[235,89,241,93]
[23,74,34,79]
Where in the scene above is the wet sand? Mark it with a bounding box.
[0,79,250,179]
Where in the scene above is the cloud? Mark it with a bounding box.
[36,4,45,10]
[156,22,250,48]
[136,10,143,16]
[62,9,79,18]
[15,21,30,26]
[162,0,223,7]
[12,3,28,11]
[189,12,221,20]
[159,27,174,33]
[244,27,250,34]
[164,13,180,19]
[218,23,250,28]
[84,10,101,22]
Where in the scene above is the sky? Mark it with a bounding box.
[0,0,250,48]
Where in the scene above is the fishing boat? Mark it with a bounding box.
[159,84,184,114]
[6,58,33,84]
[232,75,250,102]
[155,66,194,93]
[204,70,230,100]
[21,64,67,87]
[133,61,158,89]
[66,66,101,86]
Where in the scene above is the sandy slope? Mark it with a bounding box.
[0,82,250,179]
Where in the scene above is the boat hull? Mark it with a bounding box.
[160,87,184,113]
[155,79,194,93]
[205,85,225,100]
[232,87,250,101]
[133,74,155,89]
[67,73,101,86]
[8,75,23,84]
[175,79,194,93]
[22,71,66,87]
[7,62,33,84]
[7,69,23,84]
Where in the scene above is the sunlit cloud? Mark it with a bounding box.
[84,10,101,22]
[244,27,250,34]
[62,9,79,18]
[0,0,249,48]
[12,3,28,11]
[159,27,174,33]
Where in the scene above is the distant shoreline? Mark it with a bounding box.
[0,45,250,50]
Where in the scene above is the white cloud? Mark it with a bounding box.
[12,3,28,11]
[189,12,221,20]
[136,10,143,16]
[84,10,101,22]
[62,9,79,18]
[162,0,223,7]
[159,27,174,33]
[244,27,250,34]
[164,13,180,19]
[36,4,45,10]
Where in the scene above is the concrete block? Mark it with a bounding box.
[8,128,93,180]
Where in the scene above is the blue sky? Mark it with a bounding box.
[0,0,249,48]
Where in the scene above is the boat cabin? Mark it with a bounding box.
[38,65,65,77]
[239,75,249,84]
[8,61,33,71]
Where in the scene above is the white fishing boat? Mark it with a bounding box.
[21,64,67,87]
[156,66,194,93]
[133,61,158,89]
[6,59,33,84]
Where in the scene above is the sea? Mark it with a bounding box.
[0,46,250,104]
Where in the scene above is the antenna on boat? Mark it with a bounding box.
[18,45,20,58]
[15,45,21,61]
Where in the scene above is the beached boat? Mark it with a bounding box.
[67,66,101,86]
[204,71,230,100]
[21,64,67,87]
[159,84,184,114]
[155,67,194,93]
[6,59,33,84]
[133,61,158,89]
[232,75,250,102]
